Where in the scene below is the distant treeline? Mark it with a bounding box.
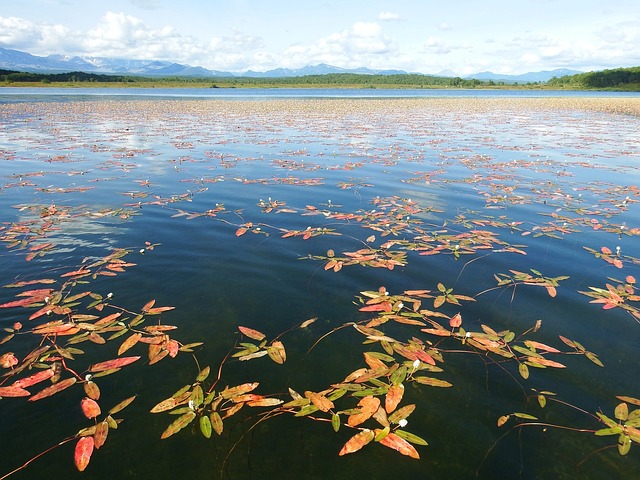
[548,66,640,89]
[0,69,495,88]
[0,70,136,83]
[216,73,490,87]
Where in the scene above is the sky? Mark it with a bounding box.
[0,0,639,75]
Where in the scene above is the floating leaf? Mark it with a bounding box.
[338,429,375,456]
[81,397,101,419]
[585,351,604,367]
[331,413,341,432]
[90,356,140,372]
[107,395,136,415]
[385,384,404,413]
[118,333,142,356]
[348,396,381,427]
[537,394,547,408]
[379,432,420,459]
[388,404,416,424]
[196,366,211,382]
[11,368,54,389]
[0,386,31,397]
[221,382,259,400]
[94,421,109,449]
[29,377,77,402]
[210,412,223,435]
[513,413,538,420]
[394,429,428,446]
[619,434,632,455]
[518,363,529,379]
[246,398,284,407]
[74,436,94,472]
[497,415,510,427]
[267,341,286,364]
[161,411,196,439]
[449,312,462,328]
[238,326,266,341]
[413,376,453,388]
[305,391,334,412]
[199,415,212,438]
[299,317,318,329]
[150,396,183,413]
[615,402,629,421]
[616,396,640,407]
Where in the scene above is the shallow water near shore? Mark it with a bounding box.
[1,92,639,479]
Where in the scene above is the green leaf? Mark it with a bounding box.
[585,351,604,367]
[537,394,546,408]
[199,415,212,438]
[513,412,538,420]
[331,413,341,432]
[196,366,210,382]
[374,426,390,442]
[191,385,204,408]
[412,376,453,388]
[619,434,632,455]
[394,429,428,446]
[390,365,407,386]
[518,363,529,380]
[160,411,196,439]
[388,404,416,424]
[109,395,136,415]
[615,402,629,421]
[595,427,623,436]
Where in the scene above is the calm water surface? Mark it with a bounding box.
[0,90,639,479]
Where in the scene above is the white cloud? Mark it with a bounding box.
[378,11,400,21]
[422,36,456,55]
[278,21,396,69]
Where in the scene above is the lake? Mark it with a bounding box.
[0,89,639,479]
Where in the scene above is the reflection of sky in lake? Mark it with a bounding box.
[0,94,639,480]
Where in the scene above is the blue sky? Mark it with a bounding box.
[1,0,638,75]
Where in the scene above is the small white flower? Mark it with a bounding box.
[106,292,113,299]
[398,419,408,428]
[188,400,195,410]
[412,359,421,369]
[85,374,93,381]
[465,332,471,338]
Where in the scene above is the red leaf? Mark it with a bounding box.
[29,377,77,401]
[11,368,54,388]
[339,429,375,456]
[93,421,109,449]
[74,436,94,472]
[81,397,102,419]
[238,326,266,341]
[61,268,91,278]
[89,356,140,373]
[359,303,392,312]
[379,432,420,459]
[145,306,175,315]
[0,352,19,368]
[166,339,180,358]
[0,386,31,397]
[0,297,41,309]
[449,313,462,328]
[141,300,156,312]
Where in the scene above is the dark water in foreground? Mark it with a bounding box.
[0,91,639,479]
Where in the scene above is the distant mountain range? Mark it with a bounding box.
[0,47,582,82]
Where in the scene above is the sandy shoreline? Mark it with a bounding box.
[2,97,640,119]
